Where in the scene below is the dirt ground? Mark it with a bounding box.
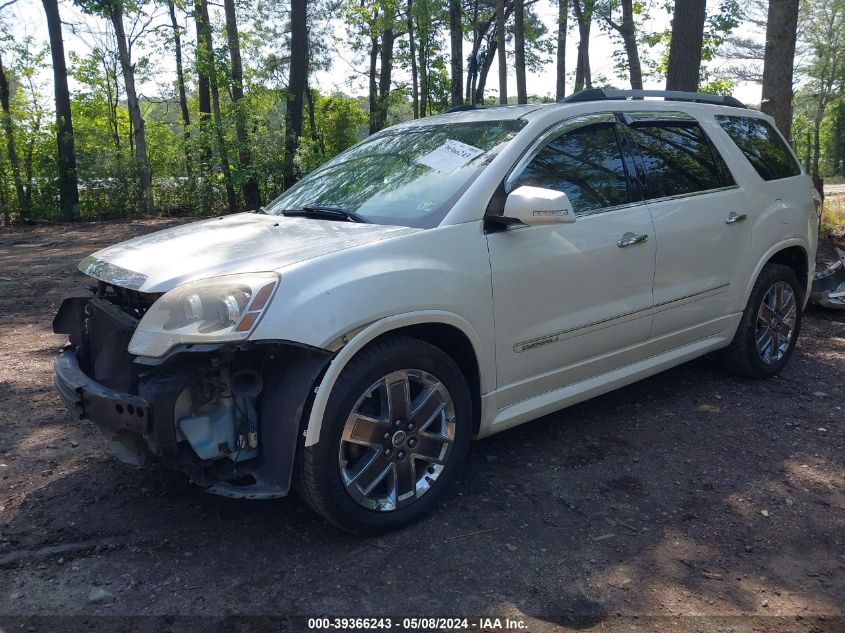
[0,217,843,633]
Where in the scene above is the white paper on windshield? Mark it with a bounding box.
[416,140,484,174]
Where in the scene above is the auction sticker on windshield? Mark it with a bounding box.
[415,139,484,174]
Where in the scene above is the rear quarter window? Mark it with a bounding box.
[715,115,801,181]
[627,123,726,199]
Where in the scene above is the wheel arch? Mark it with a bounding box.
[745,241,811,306]
[303,311,488,447]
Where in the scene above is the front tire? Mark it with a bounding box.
[295,334,472,534]
[721,263,803,378]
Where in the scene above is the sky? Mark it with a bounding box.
[4,0,765,109]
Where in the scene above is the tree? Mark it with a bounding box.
[556,0,567,100]
[106,0,154,212]
[449,0,462,107]
[408,0,419,116]
[665,0,707,92]
[496,0,507,103]
[224,0,261,209]
[801,0,845,189]
[166,0,191,176]
[572,0,593,91]
[285,0,308,186]
[514,0,527,103]
[0,54,26,219]
[42,0,79,220]
[760,0,800,139]
[595,0,643,89]
[195,0,237,212]
[193,0,211,172]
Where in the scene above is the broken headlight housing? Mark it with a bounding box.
[128,272,279,357]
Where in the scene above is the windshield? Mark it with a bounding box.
[266,119,526,228]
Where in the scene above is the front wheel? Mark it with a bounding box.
[295,335,472,534]
[721,262,804,378]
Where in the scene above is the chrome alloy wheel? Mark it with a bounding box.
[338,369,456,512]
[755,281,797,365]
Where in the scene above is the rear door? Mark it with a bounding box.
[622,111,751,355]
[486,114,656,409]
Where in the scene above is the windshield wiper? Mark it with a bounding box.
[281,205,370,224]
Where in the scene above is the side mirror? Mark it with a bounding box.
[499,186,576,227]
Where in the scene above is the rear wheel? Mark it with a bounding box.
[721,263,803,378]
[295,335,471,534]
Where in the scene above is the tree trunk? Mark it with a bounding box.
[194,0,212,172]
[760,0,799,139]
[368,34,380,132]
[496,0,507,104]
[42,0,78,221]
[168,0,191,177]
[374,28,395,132]
[803,128,811,172]
[197,0,237,212]
[812,111,824,199]
[556,0,568,100]
[0,55,26,218]
[466,0,480,103]
[619,0,642,90]
[475,35,497,103]
[514,0,527,103]
[110,2,153,214]
[408,0,419,117]
[97,52,121,151]
[305,81,319,150]
[285,0,308,187]
[665,0,707,92]
[224,0,261,209]
[418,28,428,116]
[449,0,463,107]
[572,0,592,92]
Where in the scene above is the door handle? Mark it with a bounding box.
[725,212,747,225]
[617,232,649,248]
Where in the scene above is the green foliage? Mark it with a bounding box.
[295,92,369,173]
[0,0,836,223]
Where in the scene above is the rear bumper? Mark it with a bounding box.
[54,348,152,436]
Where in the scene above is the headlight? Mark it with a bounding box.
[128,272,279,357]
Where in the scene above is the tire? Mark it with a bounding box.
[295,334,472,534]
[721,263,804,378]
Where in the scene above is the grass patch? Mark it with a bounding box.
[822,194,845,230]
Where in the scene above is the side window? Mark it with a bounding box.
[627,123,725,199]
[512,124,630,215]
[716,115,801,181]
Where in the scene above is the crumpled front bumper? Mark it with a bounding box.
[54,347,152,436]
[52,295,333,499]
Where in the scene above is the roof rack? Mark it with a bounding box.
[562,88,746,109]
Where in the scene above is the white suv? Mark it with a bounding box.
[54,89,819,533]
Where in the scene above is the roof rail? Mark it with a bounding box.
[442,103,537,114]
[562,88,746,109]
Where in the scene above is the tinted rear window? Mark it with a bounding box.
[716,115,801,181]
[628,124,725,199]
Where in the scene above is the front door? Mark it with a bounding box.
[487,114,656,410]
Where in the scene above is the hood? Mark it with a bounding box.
[79,213,421,293]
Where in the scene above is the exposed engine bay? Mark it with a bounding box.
[52,280,331,499]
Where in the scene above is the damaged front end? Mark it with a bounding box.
[53,283,331,498]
